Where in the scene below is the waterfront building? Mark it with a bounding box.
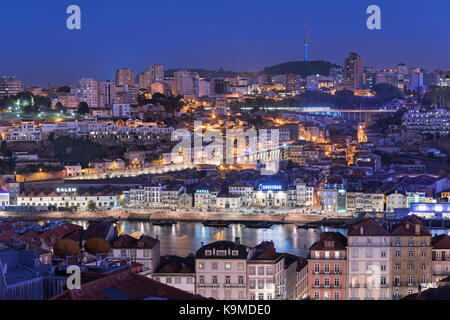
[251,184,287,208]
[320,184,346,215]
[178,193,193,209]
[346,192,385,215]
[161,185,186,210]
[17,188,119,210]
[308,232,347,300]
[295,182,314,207]
[194,187,220,211]
[347,218,392,300]
[216,194,241,211]
[0,188,10,206]
[129,185,166,208]
[386,191,407,212]
[390,216,432,299]
[111,234,160,274]
[229,182,253,206]
[195,239,253,300]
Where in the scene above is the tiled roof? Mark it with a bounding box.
[196,241,248,259]
[402,286,450,300]
[432,235,450,249]
[50,270,207,300]
[155,255,195,274]
[39,223,83,246]
[250,241,283,261]
[82,221,114,241]
[391,215,430,237]
[112,234,159,249]
[283,253,308,271]
[309,232,347,250]
[348,218,390,237]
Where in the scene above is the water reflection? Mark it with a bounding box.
[120,221,321,258]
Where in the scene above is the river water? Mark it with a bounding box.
[69,220,450,258]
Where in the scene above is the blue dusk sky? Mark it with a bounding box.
[0,0,449,87]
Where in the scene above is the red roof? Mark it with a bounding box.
[51,270,207,300]
[348,218,390,237]
[432,235,450,249]
[39,223,83,246]
[309,232,347,250]
[112,234,159,249]
[391,215,430,237]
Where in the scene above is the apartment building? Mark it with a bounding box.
[431,235,450,284]
[390,216,432,299]
[153,255,196,294]
[195,239,254,300]
[347,218,392,300]
[309,232,347,300]
[1,122,42,142]
[17,188,119,210]
[247,241,285,300]
[129,185,166,207]
[346,192,385,215]
[110,234,160,274]
[386,191,407,212]
[284,254,308,300]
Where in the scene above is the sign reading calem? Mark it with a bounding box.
[56,187,77,193]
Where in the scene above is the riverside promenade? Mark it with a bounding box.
[0,208,347,224]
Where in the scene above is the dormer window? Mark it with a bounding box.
[231,250,238,256]
[216,250,227,256]
[324,241,334,248]
[205,250,212,256]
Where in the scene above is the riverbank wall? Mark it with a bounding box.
[0,208,345,225]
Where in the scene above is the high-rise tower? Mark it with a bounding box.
[303,23,308,61]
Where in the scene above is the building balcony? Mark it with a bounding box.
[197,283,220,288]
[223,283,246,288]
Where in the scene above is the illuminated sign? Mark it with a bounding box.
[258,184,282,191]
[56,187,77,193]
[196,189,209,194]
[410,203,450,213]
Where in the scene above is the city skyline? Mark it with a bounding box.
[1,0,449,87]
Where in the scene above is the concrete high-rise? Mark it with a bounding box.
[150,64,164,84]
[343,52,363,90]
[78,78,100,108]
[99,80,116,107]
[172,70,195,96]
[0,76,22,99]
[115,68,135,87]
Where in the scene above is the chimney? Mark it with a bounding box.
[200,241,204,247]
[360,226,364,235]
[235,237,240,245]
[415,224,420,235]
